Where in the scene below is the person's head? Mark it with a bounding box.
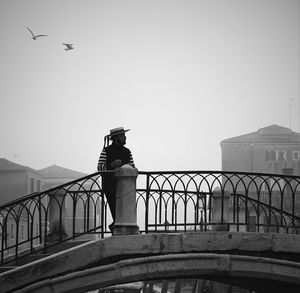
[111,132,126,145]
[107,127,130,146]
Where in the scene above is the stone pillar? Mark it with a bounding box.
[113,164,139,235]
[46,189,68,242]
[211,190,230,231]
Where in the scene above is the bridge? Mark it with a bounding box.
[0,165,300,292]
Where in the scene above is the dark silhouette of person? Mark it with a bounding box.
[97,127,135,230]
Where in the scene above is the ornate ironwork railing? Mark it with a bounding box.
[0,171,113,265]
[136,171,300,233]
[0,170,300,265]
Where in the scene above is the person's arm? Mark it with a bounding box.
[97,148,107,171]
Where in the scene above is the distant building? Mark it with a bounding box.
[220,124,300,175]
[39,164,87,191]
[0,158,42,205]
[220,125,300,233]
[0,159,43,252]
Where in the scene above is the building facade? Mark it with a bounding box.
[220,124,300,175]
[0,158,42,205]
[0,159,43,253]
[220,125,300,233]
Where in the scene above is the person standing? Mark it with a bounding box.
[97,127,135,229]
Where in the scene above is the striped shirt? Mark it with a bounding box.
[97,145,135,171]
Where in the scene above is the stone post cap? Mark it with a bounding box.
[114,164,138,178]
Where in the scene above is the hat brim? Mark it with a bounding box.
[109,129,130,137]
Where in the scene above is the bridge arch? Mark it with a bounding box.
[1,232,300,293]
[16,253,300,293]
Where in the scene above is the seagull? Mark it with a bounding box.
[62,43,74,51]
[26,26,48,40]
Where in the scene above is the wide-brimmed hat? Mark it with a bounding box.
[109,127,130,137]
[103,127,130,148]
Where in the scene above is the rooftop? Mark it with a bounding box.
[221,124,300,144]
[0,158,37,172]
[38,164,87,179]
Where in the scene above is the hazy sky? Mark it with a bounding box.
[0,0,299,174]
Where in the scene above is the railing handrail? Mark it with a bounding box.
[138,170,300,178]
[233,192,300,222]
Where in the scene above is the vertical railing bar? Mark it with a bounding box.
[1,218,6,264]
[72,194,76,240]
[145,173,150,234]
[161,280,169,293]
[196,192,199,230]
[27,206,30,244]
[30,214,34,253]
[172,190,175,225]
[267,182,272,233]
[93,198,97,231]
[87,191,90,231]
[256,186,261,233]
[38,195,42,244]
[159,189,162,225]
[15,218,19,262]
[221,188,224,224]
[184,191,187,232]
[174,204,178,232]
[291,178,296,228]
[208,190,212,225]
[100,191,105,238]
[236,195,240,232]
[174,279,181,293]
[280,186,284,228]
[204,194,208,231]
[245,189,249,230]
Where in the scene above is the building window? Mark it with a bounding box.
[36,180,41,192]
[30,178,35,193]
[266,150,276,161]
[276,150,286,161]
[293,151,300,161]
[267,150,287,161]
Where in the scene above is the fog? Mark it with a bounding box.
[0,0,299,174]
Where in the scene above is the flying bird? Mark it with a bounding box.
[26,26,48,40]
[62,43,74,51]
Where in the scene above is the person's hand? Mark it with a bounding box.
[110,159,122,169]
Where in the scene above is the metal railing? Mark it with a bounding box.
[137,171,300,233]
[0,170,300,265]
[0,171,113,265]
